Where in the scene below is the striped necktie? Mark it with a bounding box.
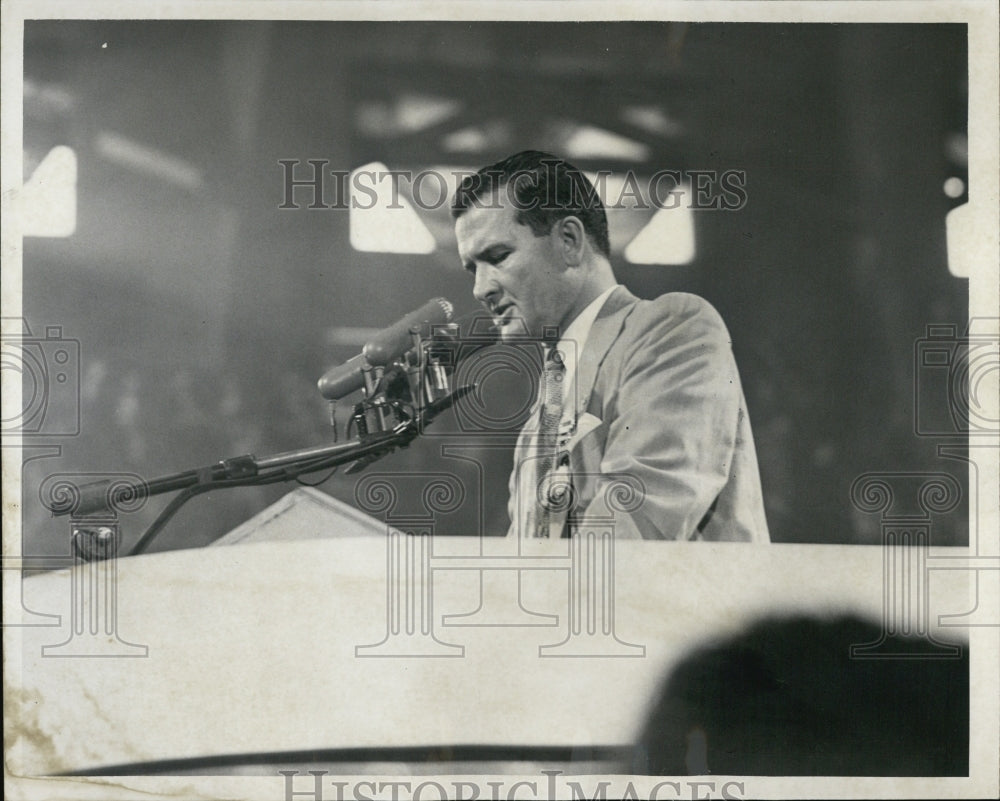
[532,346,566,538]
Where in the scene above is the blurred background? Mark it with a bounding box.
[16,21,970,559]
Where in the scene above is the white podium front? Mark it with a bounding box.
[10,489,973,777]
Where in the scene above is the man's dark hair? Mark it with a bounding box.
[451,150,611,258]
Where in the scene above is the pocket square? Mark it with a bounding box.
[566,412,603,451]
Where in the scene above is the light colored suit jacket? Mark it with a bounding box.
[507,287,770,542]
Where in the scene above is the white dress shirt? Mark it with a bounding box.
[545,284,620,433]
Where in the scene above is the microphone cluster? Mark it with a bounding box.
[318,297,455,401]
[317,298,497,438]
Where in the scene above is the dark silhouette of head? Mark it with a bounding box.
[632,614,968,776]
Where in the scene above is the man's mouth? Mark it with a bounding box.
[493,304,515,326]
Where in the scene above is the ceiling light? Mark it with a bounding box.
[21,145,76,238]
[563,124,650,162]
[624,201,695,266]
[349,162,436,254]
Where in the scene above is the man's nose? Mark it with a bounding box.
[472,265,499,305]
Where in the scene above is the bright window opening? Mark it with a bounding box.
[624,195,695,265]
[21,145,77,238]
[349,162,436,254]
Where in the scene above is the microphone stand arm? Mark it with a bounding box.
[49,389,472,558]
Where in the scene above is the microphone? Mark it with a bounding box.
[318,298,454,400]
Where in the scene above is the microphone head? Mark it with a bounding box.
[317,299,455,400]
[317,352,367,401]
[362,297,454,366]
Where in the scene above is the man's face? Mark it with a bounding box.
[455,197,575,342]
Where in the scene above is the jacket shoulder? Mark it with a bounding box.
[625,292,731,344]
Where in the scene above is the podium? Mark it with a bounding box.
[211,487,386,544]
[11,489,974,777]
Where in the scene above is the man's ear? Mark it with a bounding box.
[554,216,587,266]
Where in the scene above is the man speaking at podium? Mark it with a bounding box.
[452,151,769,543]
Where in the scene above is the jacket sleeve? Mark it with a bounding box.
[580,294,744,540]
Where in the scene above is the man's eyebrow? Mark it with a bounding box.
[464,243,511,272]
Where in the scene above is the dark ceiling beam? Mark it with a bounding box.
[338,21,695,80]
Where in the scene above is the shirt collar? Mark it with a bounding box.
[542,284,618,416]
[555,284,618,377]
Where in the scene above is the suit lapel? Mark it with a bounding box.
[572,286,639,417]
